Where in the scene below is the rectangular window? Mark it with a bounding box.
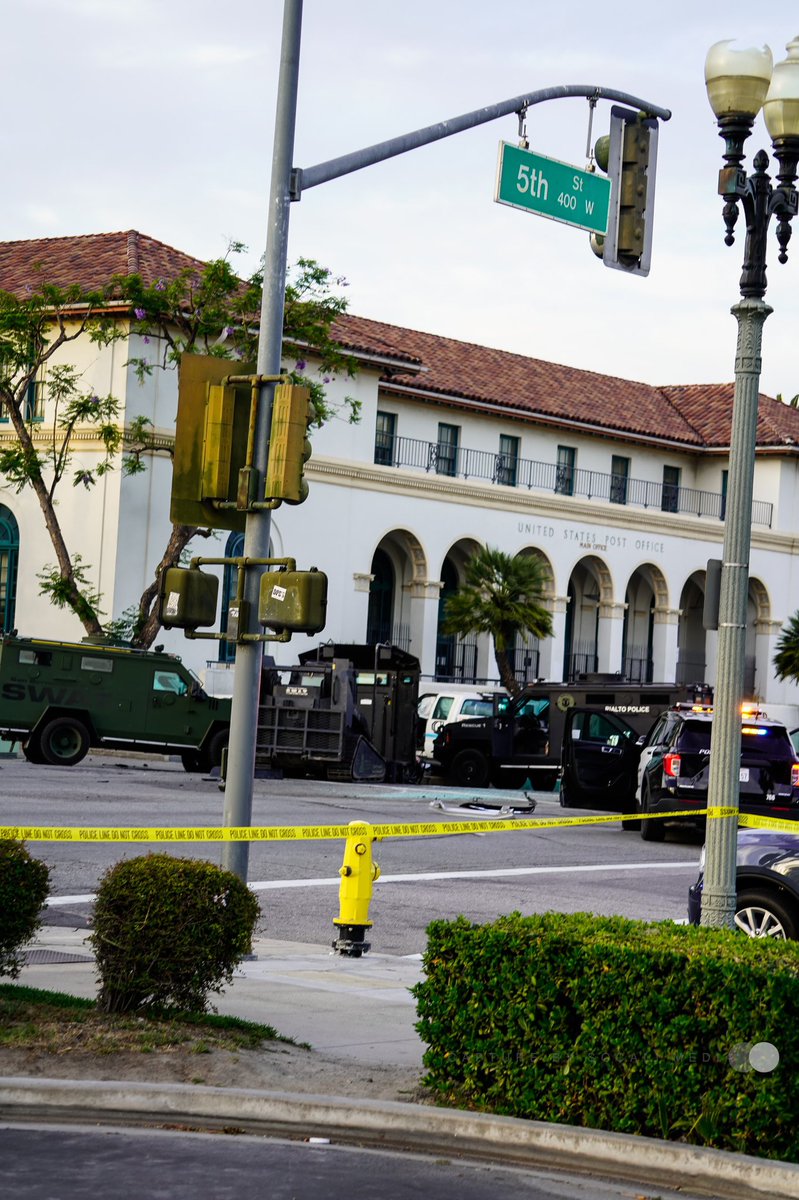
[25,378,44,422]
[435,423,460,477]
[610,455,629,505]
[662,465,680,513]
[721,469,728,520]
[496,434,519,487]
[555,445,576,495]
[374,411,396,466]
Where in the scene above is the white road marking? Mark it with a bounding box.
[46,859,699,905]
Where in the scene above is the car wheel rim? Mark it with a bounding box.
[734,906,787,938]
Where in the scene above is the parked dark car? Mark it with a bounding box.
[688,829,799,938]
[635,704,799,841]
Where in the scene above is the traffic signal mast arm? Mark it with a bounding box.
[290,86,670,199]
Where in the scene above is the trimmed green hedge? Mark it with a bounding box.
[0,839,50,979]
[90,853,260,1014]
[414,912,799,1161]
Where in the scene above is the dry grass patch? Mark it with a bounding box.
[0,982,284,1057]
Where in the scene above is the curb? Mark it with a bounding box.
[1,1077,798,1199]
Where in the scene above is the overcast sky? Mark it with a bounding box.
[4,2,798,398]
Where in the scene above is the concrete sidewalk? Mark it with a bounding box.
[14,924,426,1067]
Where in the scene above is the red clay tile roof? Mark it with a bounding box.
[661,384,799,450]
[0,231,206,294]
[334,314,799,451]
[2,232,799,453]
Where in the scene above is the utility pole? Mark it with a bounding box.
[222,0,303,879]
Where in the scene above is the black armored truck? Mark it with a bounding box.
[432,676,702,810]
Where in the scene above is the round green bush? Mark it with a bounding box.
[90,853,261,1014]
[0,839,51,979]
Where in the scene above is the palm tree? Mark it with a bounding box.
[441,546,553,694]
[774,611,799,682]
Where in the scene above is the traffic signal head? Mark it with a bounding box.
[265,383,313,505]
[171,353,255,532]
[594,106,658,277]
[158,566,219,631]
[258,567,328,635]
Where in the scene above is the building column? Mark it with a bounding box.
[541,595,568,682]
[352,572,374,643]
[754,618,783,701]
[651,606,680,683]
[406,578,443,679]
[597,600,626,674]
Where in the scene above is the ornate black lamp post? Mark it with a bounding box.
[701,37,799,928]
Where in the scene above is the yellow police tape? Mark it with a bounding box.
[1,807,796,842]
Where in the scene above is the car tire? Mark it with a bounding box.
[734,890,798,939]
[451,749,490,788]
[23,738,46,764]
[181,751,205,774]
[39,717,91,767]
[203,729,228,773]
[639,781,665,841]
[558,780,572,808]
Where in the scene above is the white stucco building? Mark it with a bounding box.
[1,231,798,721]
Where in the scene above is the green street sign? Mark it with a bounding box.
[494,141,610,235]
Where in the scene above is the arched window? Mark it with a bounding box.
[219,531,245,663]
[0,505,19,633]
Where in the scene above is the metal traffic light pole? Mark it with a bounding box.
[221,0,303,879]
[221,0,671,881]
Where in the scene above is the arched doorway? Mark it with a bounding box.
[677,572,707,685]
[367,547,397,646]
[512,547,555,684]
[0,505,19,633]
[563,557,611,681]
[621,564,667,683]
[435,539,482,681]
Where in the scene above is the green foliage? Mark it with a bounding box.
[0,840,51,979]
[442,546,553,693]
[414,911,799,1162]
[114,248,360,426]
[37,554,103,626]
[774,610,799,682]
[90,853,261,1014]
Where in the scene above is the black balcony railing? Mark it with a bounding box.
[373,434,773,528]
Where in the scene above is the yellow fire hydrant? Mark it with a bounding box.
[332,821,380,957]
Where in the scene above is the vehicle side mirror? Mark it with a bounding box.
[636,735,645,746]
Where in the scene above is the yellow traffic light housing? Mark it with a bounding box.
[593,106,658,276]
[158,566,220,631]
[258,567,328,634]
[171,353,254,532]
[265,383,313,505]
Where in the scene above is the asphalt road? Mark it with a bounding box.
[0,1122,718,1200]
[0,752,703,955]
